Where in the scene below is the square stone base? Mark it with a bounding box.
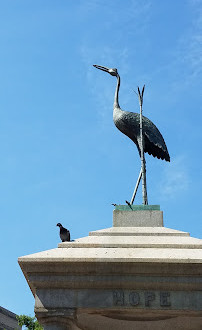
[113,205,163,227]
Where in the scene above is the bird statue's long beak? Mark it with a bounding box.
[93,64,110,73]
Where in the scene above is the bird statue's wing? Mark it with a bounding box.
[142,116,170,161]
[113,109,170,161]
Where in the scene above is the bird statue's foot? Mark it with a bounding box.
[125,200,133,209]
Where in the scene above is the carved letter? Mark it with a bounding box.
[129,292,140,306]
[160,292,171,307]
[145,292,155,307]
[113,290,124,306]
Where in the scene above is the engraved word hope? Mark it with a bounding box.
[113,290,171,307]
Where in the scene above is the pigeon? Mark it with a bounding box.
[56,223,70,242]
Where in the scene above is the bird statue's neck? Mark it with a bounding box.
[113,74,120,109]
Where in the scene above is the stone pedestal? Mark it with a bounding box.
[18,206,202,329]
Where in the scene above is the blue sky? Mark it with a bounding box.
[0,0,202,317]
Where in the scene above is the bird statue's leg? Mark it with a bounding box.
[138,86,148,205]
[142,155,148,205]
[130,168,142,205]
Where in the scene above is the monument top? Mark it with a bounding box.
[18,208,202,329]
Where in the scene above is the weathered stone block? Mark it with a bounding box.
[113,209,163,227]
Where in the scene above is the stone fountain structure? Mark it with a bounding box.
[18,205,202,329]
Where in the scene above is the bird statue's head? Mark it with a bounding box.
[93,65,118,77]
[56,223,62,227]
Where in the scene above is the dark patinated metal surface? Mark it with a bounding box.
[93,65,170,162]
[93,65,170,205]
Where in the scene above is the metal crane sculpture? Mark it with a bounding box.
[93,65,170,205]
